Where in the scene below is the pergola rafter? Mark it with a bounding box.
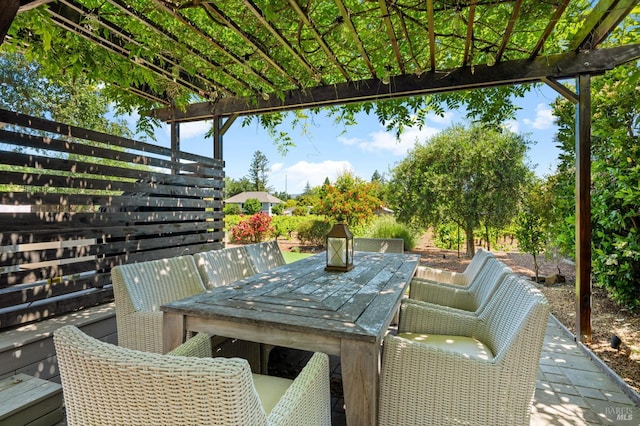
[104,0,245,97]
[529,0,571,59]
[334,0,376,78]
[571,0,638,50]
[48,0,216,98]
[149,0,277,93]
[378,0,404,74]
[462,0,477,67]
[286,0,349,81]
[494,0,523,64]
[202,0,304,87]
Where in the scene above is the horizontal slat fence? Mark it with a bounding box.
[0,109,225,330]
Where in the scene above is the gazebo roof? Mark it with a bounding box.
[3,0,638,122]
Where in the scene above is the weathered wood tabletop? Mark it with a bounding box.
[162,251,419,426]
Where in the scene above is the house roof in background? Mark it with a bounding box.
[225,191,284,204]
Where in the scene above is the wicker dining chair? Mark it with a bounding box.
[413,248,494,286]
[194,246,258,289]
[193,247,272,372]
[408,256,512,315]
[353,237,404,253]
[54,325,331,426]
[111,255,212,355]
[245,240,286,273]
[379,276,549,425]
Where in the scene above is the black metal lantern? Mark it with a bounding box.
[325,222,354,272]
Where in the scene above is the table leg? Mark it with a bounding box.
[162,311,185,354]
[341,339,379,425]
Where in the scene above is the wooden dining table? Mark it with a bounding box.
[162,251,420,426]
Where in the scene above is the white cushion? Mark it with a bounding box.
[252,373,294,414]
[397,332,494,361]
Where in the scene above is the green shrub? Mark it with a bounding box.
[243,198,262,214]
[365,216,418,251]
[223,203,242,215]
[296,220,332,247]
[292,206,308,216]
[272,216,307,240]
[224,214,243,232]
[271,203,284,215]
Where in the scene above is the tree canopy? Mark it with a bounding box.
[0,52,133,136]
[387,123,533,256]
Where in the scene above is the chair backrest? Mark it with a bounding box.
[477,275,549,365]
[467,257,512,311]
[462,248,495,282]
[54,325,267,426]
[245,241,286,273]
[194,247,257,289]
[354,238,404,253]
[112,256,206,313]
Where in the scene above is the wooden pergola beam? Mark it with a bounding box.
[334,0,375,77]
[154,44,640,122]
[494,0,523,63]
[571,0,637,51]
[379,0,404,74]
[576,74,592,343]
[287,0,349,81]
[0,0,20,45]
[462,0,477,67]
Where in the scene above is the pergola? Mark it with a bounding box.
[1,0,639,342]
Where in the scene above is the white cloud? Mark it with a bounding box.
[426,111,455,124]
[160,120,211,140]
[271,162,284,172]
[269,160,353,194]
[524,104,554,130]
[339,124,441,156]
[504,119,519,133]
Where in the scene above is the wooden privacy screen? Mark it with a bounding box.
[0,109,225,330]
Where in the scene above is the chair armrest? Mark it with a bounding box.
[118,311,164,353]
[167,332,212,358]
[268,352,331,426]
[413,266,467,285]
[409,279,476,311]
[399,299,481,336]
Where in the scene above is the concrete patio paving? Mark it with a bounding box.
[531,317,640,425]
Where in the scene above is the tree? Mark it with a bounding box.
[318,171,382,229]
[273,191,289,202]
[515,178,553,282]
[247,150,271,192]
[224,177,253,197]
[387,124,532,257]
[0,52,133,137]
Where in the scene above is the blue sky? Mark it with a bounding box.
[150,84,562,195]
